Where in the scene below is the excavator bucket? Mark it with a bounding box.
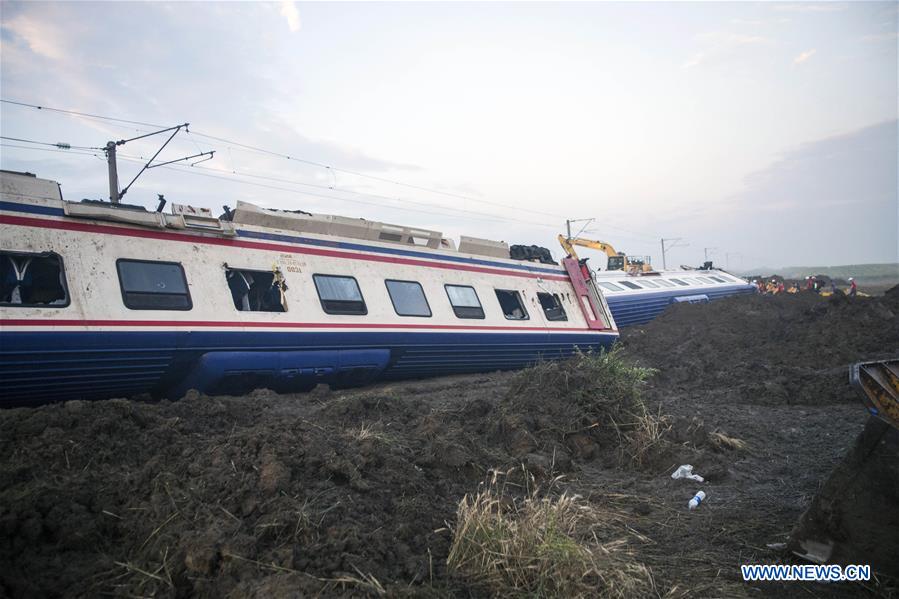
[788,359,899,578]
[851,360,899,428]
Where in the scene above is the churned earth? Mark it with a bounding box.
[1,287,897,598]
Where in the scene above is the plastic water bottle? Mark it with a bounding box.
[688,490,706,510]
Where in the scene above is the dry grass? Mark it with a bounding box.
[447,471,652,598]
[509,348,670,467]
[510,347,656,413]
[346,422,397,445]
[708,431,748,452]
[615,402,673,467]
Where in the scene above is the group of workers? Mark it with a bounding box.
[753,276,857,297]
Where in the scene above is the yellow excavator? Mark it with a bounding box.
[789,359,898,577]
[557,235,654,273]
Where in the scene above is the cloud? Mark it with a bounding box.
[699,32,771,45]
[730,17,792,26]
[773,3,846,13]
[681,53,705,70]
[793,49,816,65]
[1,13,70,62]
[861,32,899,42]
[720,120,899,265]
[681,31,773,70]
[280,1,301,32]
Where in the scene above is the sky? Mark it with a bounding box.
[1,1,897,271]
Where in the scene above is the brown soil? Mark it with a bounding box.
[1,289,897,598]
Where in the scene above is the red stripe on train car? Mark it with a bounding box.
[0,318,616,333]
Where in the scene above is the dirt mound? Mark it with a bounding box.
[2,360,668,598]
[2,293,897,597]
[499,350,673,469]
[0,381,506,597]
[622,291,899,405]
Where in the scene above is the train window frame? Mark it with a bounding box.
[385,279,432,318]
[116,258,192,311]
[225,266,288,313]
[494,289,529,321]
[312,274,368,315]
[0,250,70,308]
[537,292,567,321]
[444,284,485,319]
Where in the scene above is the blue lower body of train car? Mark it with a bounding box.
[605,284,756,327]
[0,330,617,406]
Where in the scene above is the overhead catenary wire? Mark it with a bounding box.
[1,98,662,241]
[1,143,663,246]
[1,99,165,129]
[0,143,534,226]
[115,154,559,228]
[0,142,104,157]
[0,135,100,151]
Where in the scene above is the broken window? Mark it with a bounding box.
[537,292,567,321]
[0,251,69,307]
[445,284,484,319]
[117,259,192,310]
[313,274,367,315]
[386,280,431,317]
[226,268,288,312]
[495,289,529,321]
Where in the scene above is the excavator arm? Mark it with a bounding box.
[557,234,618,262]
[557,234,648,272]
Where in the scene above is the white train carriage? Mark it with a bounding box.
[0,170,618,406]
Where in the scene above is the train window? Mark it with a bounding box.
[117,259,192,310]
[669,278,689,286]
[598,282,623,292]
[0,251,69,307]
[698,276,715,284]
[537,292,567,321]
[654,279,675,287]
[225,267,287,312]
[709,276,726,283]
[313,274,367,315]
[618,280,642,290]
[386,280,431,317]
[495,289,529,320]
[638,279,659,288]
[445,284,484,319]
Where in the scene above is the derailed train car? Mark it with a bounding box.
[0,170,619,406]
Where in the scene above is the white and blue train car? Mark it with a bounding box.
[594,269,756,327]
[0,170,618,406]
